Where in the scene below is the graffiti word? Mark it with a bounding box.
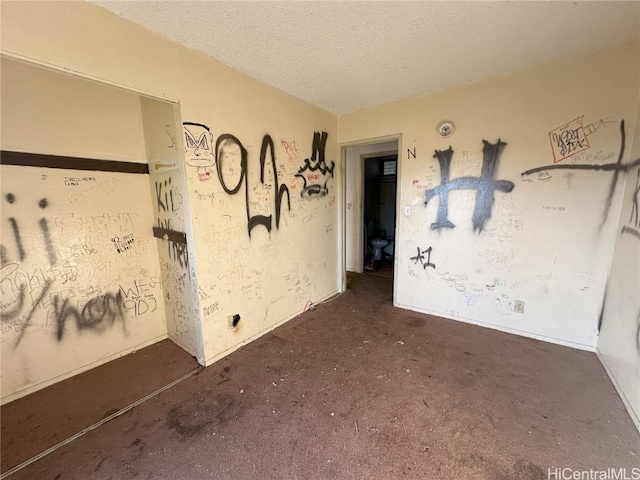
[549,116,590,163]
[198,171,212,183]
[155,177,182,213]
[51,290,126,341]
[203,301,220,317]
[425,140,515,233]
[281,139,301,162]
[184,122,215,168]
[55,212,139,239]
[216,133,290,237]
[296,132,334,198]
[166,124,177,150]
[64,176,96,187]
[67,178,119,206]
[111,234,135,254]
[119,278,160,317]
[410,246,435,269]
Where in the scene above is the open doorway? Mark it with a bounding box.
[340,138,400,297]
[363,154,397,278]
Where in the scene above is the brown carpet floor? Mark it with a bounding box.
[1,273,638,479]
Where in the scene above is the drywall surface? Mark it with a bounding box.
[1,1,339,368]
[598,103,640,432]
[1,58,168,403]
[1,57,147,162]
[140,97,204,362]
[339,43,640,350]
[345,141,398,272]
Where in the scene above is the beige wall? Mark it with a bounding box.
[1,0,339,397]
[339,42,640,350]
[598,99,640,432]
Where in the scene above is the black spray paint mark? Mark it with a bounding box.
[13,280,52,349]
[297,132,334,176]
[296,131,334,198]
[52,290,126,342]
[410,246,436,269]
[621,225,640,240]
[155,177,181,213]
[407,148,416,159]
[216,133,290,237]
[4,195,58,264]
[39,198,57,265]
[6,194,25,261]
[425,140,515,232]
[628,169,640,229]
[157,218,189,269]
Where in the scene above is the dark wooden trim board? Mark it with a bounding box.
[1,151,149,174]
[152,227,187,245]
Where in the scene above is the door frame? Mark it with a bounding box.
[338,134,402,298]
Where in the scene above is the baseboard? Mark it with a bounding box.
[392,301,597,352]
[596,349,640,435]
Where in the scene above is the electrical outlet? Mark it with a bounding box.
[513,301,525,314]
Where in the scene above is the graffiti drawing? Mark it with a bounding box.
[410,246,435,269]
[523,121,640,229]
[425,140,515,233]
[296,131,334,198]
[216,133,290,237]
[184,122,215,168]
[549,116,590,163]
[1,194,129,347]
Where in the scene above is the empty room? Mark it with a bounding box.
[1,1,639,479]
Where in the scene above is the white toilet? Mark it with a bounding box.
[370,238,390,261]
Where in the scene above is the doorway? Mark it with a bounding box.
[340,137,400,298]
[363,154,397,278]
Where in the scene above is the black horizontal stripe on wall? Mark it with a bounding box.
[1,151,150,174]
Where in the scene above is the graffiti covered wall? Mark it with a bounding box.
[0,58,169,403]
[339,42,639,350]
[1,2,339,373]
[0,166,167,403]
[597,103,640,431]
[183,124,338,362]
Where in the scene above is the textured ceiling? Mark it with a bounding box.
[90,1,639,115]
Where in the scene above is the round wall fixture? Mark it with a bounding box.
[437,121,455,137]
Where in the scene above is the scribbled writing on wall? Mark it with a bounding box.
[184,121,294,238]
[154,176,188,269]
[1,194,129,347]
[119,276,161,317]
[184,122,215,168]
[425,139,515,233]
[111,234,135,254]
[410,246,435,269]
[523,121,640,229]
[295,131,334,198]
[549,116,590,163]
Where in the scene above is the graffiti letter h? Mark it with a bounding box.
[425,140,514,233]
